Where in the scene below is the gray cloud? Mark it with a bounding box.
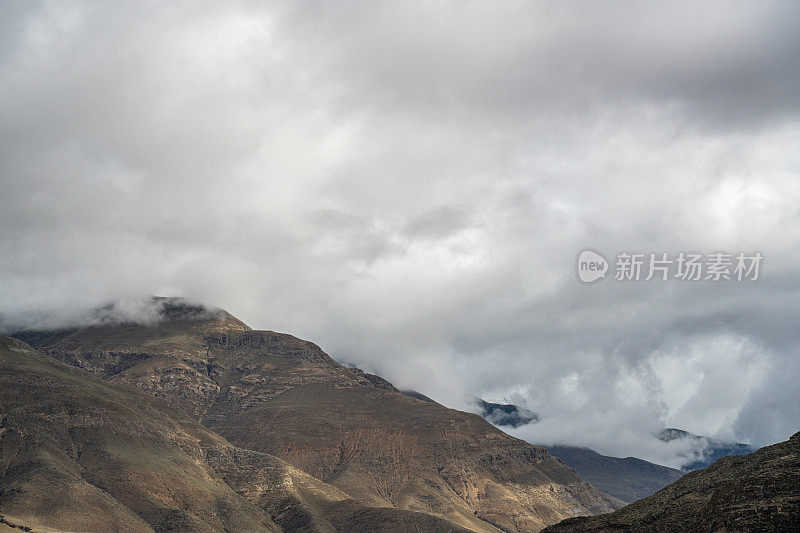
[2,0,799,466]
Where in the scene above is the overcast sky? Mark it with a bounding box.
[2,1,800,468]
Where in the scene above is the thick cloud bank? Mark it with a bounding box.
[2,1,799,466]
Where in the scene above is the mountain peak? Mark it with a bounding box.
[97,296,252,331]
[477,398,539,427]
[657,427,755,470]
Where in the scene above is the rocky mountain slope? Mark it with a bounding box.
[0,334,473,533]
[14,298,621,532]
[542,431,800,532]
[544,446,683,503]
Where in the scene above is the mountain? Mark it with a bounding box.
[14,298,621,532]
[0,334,474,533]
[543,446,684,504]
[542,431,800,532]
[658,428,755,471]
[477,399,538,428]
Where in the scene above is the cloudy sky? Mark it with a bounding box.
[2,1,800,467]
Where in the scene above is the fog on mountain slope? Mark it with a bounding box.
[474,399,724,503]
[477,399,539,428]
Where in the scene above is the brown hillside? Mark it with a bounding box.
[20,300,620,532]
[0,335,471,533]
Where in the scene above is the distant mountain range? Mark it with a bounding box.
[4,298,619,532]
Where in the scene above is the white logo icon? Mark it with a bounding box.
[577,250,608,283]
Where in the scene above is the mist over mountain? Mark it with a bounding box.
[475,398,757,472]
[477,399,539,428]
[658,428,755,471]
[473,399,697,503]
